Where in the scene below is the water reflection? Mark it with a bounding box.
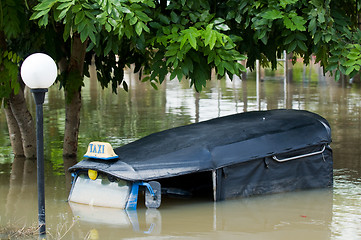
[67,189,333,239]
[332,170,361,239]
[69,203,162,234]
[5,157,37,224]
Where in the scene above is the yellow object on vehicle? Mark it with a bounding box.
[88,169,98,180]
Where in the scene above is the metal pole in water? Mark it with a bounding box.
[32,89,47,238]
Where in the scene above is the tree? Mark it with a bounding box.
[3,0,361,160]
[30,0,245,158]
[217,0,361,80]
[0,0,37,159]
[0,0,63,159]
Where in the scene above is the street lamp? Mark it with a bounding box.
[20,53,57,238]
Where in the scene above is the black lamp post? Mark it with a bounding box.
[20,53,57,238]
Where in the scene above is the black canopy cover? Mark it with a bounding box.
[70,109,332,185]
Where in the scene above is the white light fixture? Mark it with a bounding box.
[20,53,57,89]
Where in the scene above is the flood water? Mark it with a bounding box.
[0,62,361,239]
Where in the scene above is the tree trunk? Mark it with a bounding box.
[63,89,81,157]
[9,86,37,159]
[63,156,78,192]
[4,100,25,157]
[62,34,88,158]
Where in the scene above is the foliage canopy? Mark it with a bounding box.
[1,0,361,97]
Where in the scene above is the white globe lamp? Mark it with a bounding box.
[21,53,57,89]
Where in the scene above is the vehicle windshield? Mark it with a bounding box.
[68,172,130,209]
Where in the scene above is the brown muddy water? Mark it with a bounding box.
[0,62,361,239]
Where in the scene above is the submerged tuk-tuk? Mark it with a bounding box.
[68,109,333,210]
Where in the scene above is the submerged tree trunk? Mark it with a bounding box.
[63,156,78,192]
[62,34,88,158]
[8,86,37,159]
[4,100,24,157]
[1,31,36,159]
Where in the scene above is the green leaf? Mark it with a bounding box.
[84,11,96,20]
[284,34,295,45]
[104,41,112,56]
[72,4,82,13]
[308,18,316,34]
[262,9,283,20]
[208,32,217,50]
[159,14,170,24]
[207,50,216,63]
[77,20,87,33]
[162,26,170,35]
[31,9,50,20]
[297,40,307,52]
[123,81,128,92]
[180,35,187,49]
[214,55,221,66]
[324,34,331,43]
[189,13,198,22]
[295,32,307,41]
[280,0,298,8]
[141,76,150,82]
[130,16,138,25]
[170,69,178,80]
[213,18,225,24]
[63,18,72,40]
[317,10,325,23]
[283,16,295,30]
[119,6,131,13]
[215,23,230,31]
[166,56,176,66]
[33,0,55,11]
[204,25,217,49]
[57,7,69,20]
[57,2,72,10]
[287,40,297,53]
[135,21,143,36]
[290,15,306,31]
[75,11,85,24]
[80,27,89,42]
[344,59,356,67]
[88,30,97,44]
[38,15,49,26]
[150,82,158,90]
[143,24,150,33]
[149,22,162,29]
[187,33,197,49]
[284,13,306,31]
[325,63,338,72]
[194,78,205,92]
[170,11,179,23]
[314,32,321,44]
[223,61,235,73]
[135,11,152,22]
[345,66,355,75]
[217,63,225,76]
[82,3,92,10]
[105,22,112,32]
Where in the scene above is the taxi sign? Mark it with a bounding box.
[84,141,118,160]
